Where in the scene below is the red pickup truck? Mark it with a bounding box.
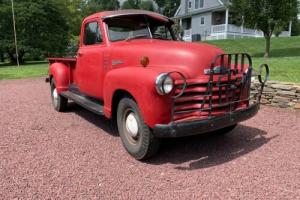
[46,10,269,160]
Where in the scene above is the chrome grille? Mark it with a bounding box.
[171,53,253,122]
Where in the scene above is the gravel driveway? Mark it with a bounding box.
[0,78,299,199]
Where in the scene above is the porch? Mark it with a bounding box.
[209,24,290,40]
[181,9,292,41]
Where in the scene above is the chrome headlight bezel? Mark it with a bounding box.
[155,73,174,95]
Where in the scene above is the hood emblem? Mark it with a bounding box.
[204,66,229,75]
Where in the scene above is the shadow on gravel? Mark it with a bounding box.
[67,102,119,137]
[65,103,277,170]
[146,125,277,170]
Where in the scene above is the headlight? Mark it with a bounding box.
[155,73,174,95]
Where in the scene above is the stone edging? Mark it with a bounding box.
[251,80,300,109]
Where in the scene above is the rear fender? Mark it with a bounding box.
[103,67,172,128]
[49,63,70,93]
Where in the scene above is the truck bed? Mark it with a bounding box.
[48,57,77,66]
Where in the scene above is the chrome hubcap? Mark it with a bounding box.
[52,88,58,106]
[125,112,139,138]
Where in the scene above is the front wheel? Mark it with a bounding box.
[50,79,68,112]
[117,98,160,160]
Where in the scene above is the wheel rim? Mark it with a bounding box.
[123,110,140,144]
[126,112,139,137]
[52,88,58,107]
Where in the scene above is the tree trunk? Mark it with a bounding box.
[264,35,271,58]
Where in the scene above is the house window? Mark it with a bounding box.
[195,0,204,9]
[188,0,192,9]
[200,17,205,25]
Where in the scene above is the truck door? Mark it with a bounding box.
[76,19,105,99]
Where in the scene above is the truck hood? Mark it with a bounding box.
[110,39,224,78]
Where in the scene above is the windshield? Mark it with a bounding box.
[106,15,175,42]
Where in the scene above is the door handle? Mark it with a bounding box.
[77,52,83,57]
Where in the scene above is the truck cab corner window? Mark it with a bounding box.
[84,21,103,45]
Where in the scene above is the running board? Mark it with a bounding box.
[61,91,104,115]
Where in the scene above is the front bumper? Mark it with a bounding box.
[153,103,260,138]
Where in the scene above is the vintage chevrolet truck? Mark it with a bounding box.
[46,10,269,160]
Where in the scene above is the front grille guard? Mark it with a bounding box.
[170,53,269,122]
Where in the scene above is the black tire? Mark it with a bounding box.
[50,79,68,112]
[216,124,237,136]
[117,97,160,160]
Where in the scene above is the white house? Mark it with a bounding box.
[174,0,292,41]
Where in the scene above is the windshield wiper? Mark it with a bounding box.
[125,34,151,41]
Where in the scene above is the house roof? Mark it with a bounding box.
[86,9,170,23]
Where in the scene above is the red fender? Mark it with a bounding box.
[49,63,70,93]
[103,67,174,128]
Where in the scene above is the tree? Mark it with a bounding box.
[291,19,300,36]
[55,0,88,36]
[230,0,298,57]
[122,0,140,9]
[0,0,69,64]
[273,21,286,37]
[121,0,155,11]
[154,0,180,17]
[140,0,155,11]
[86,0,120,14]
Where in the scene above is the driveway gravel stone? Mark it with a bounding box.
[0,78,299,199]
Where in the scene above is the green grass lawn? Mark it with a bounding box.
[205,36,300,57]
[0,62,48,80]
[253,57,300,83]
[205,36,300,83]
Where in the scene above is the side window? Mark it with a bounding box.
[83,21,102,45]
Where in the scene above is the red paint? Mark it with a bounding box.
[47,10,250,128]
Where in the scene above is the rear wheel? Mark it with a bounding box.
[50,79,68,112]
[117,97,160,160]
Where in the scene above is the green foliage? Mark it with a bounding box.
[65,36,80,57]
[154,0,180,17]
[140,0,155,11]
[122,0,140,9]
[291,20,300,36]
[0,0,69,64]
[86,0,120,14]
[55,0,88,36]
[273,21,287,37]
[121,0,155,11]
[230,0,298,57]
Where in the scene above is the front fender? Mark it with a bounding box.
[49,63,69,93]
[103,67,173,128]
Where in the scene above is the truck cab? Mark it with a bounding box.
[47,10,268,160]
